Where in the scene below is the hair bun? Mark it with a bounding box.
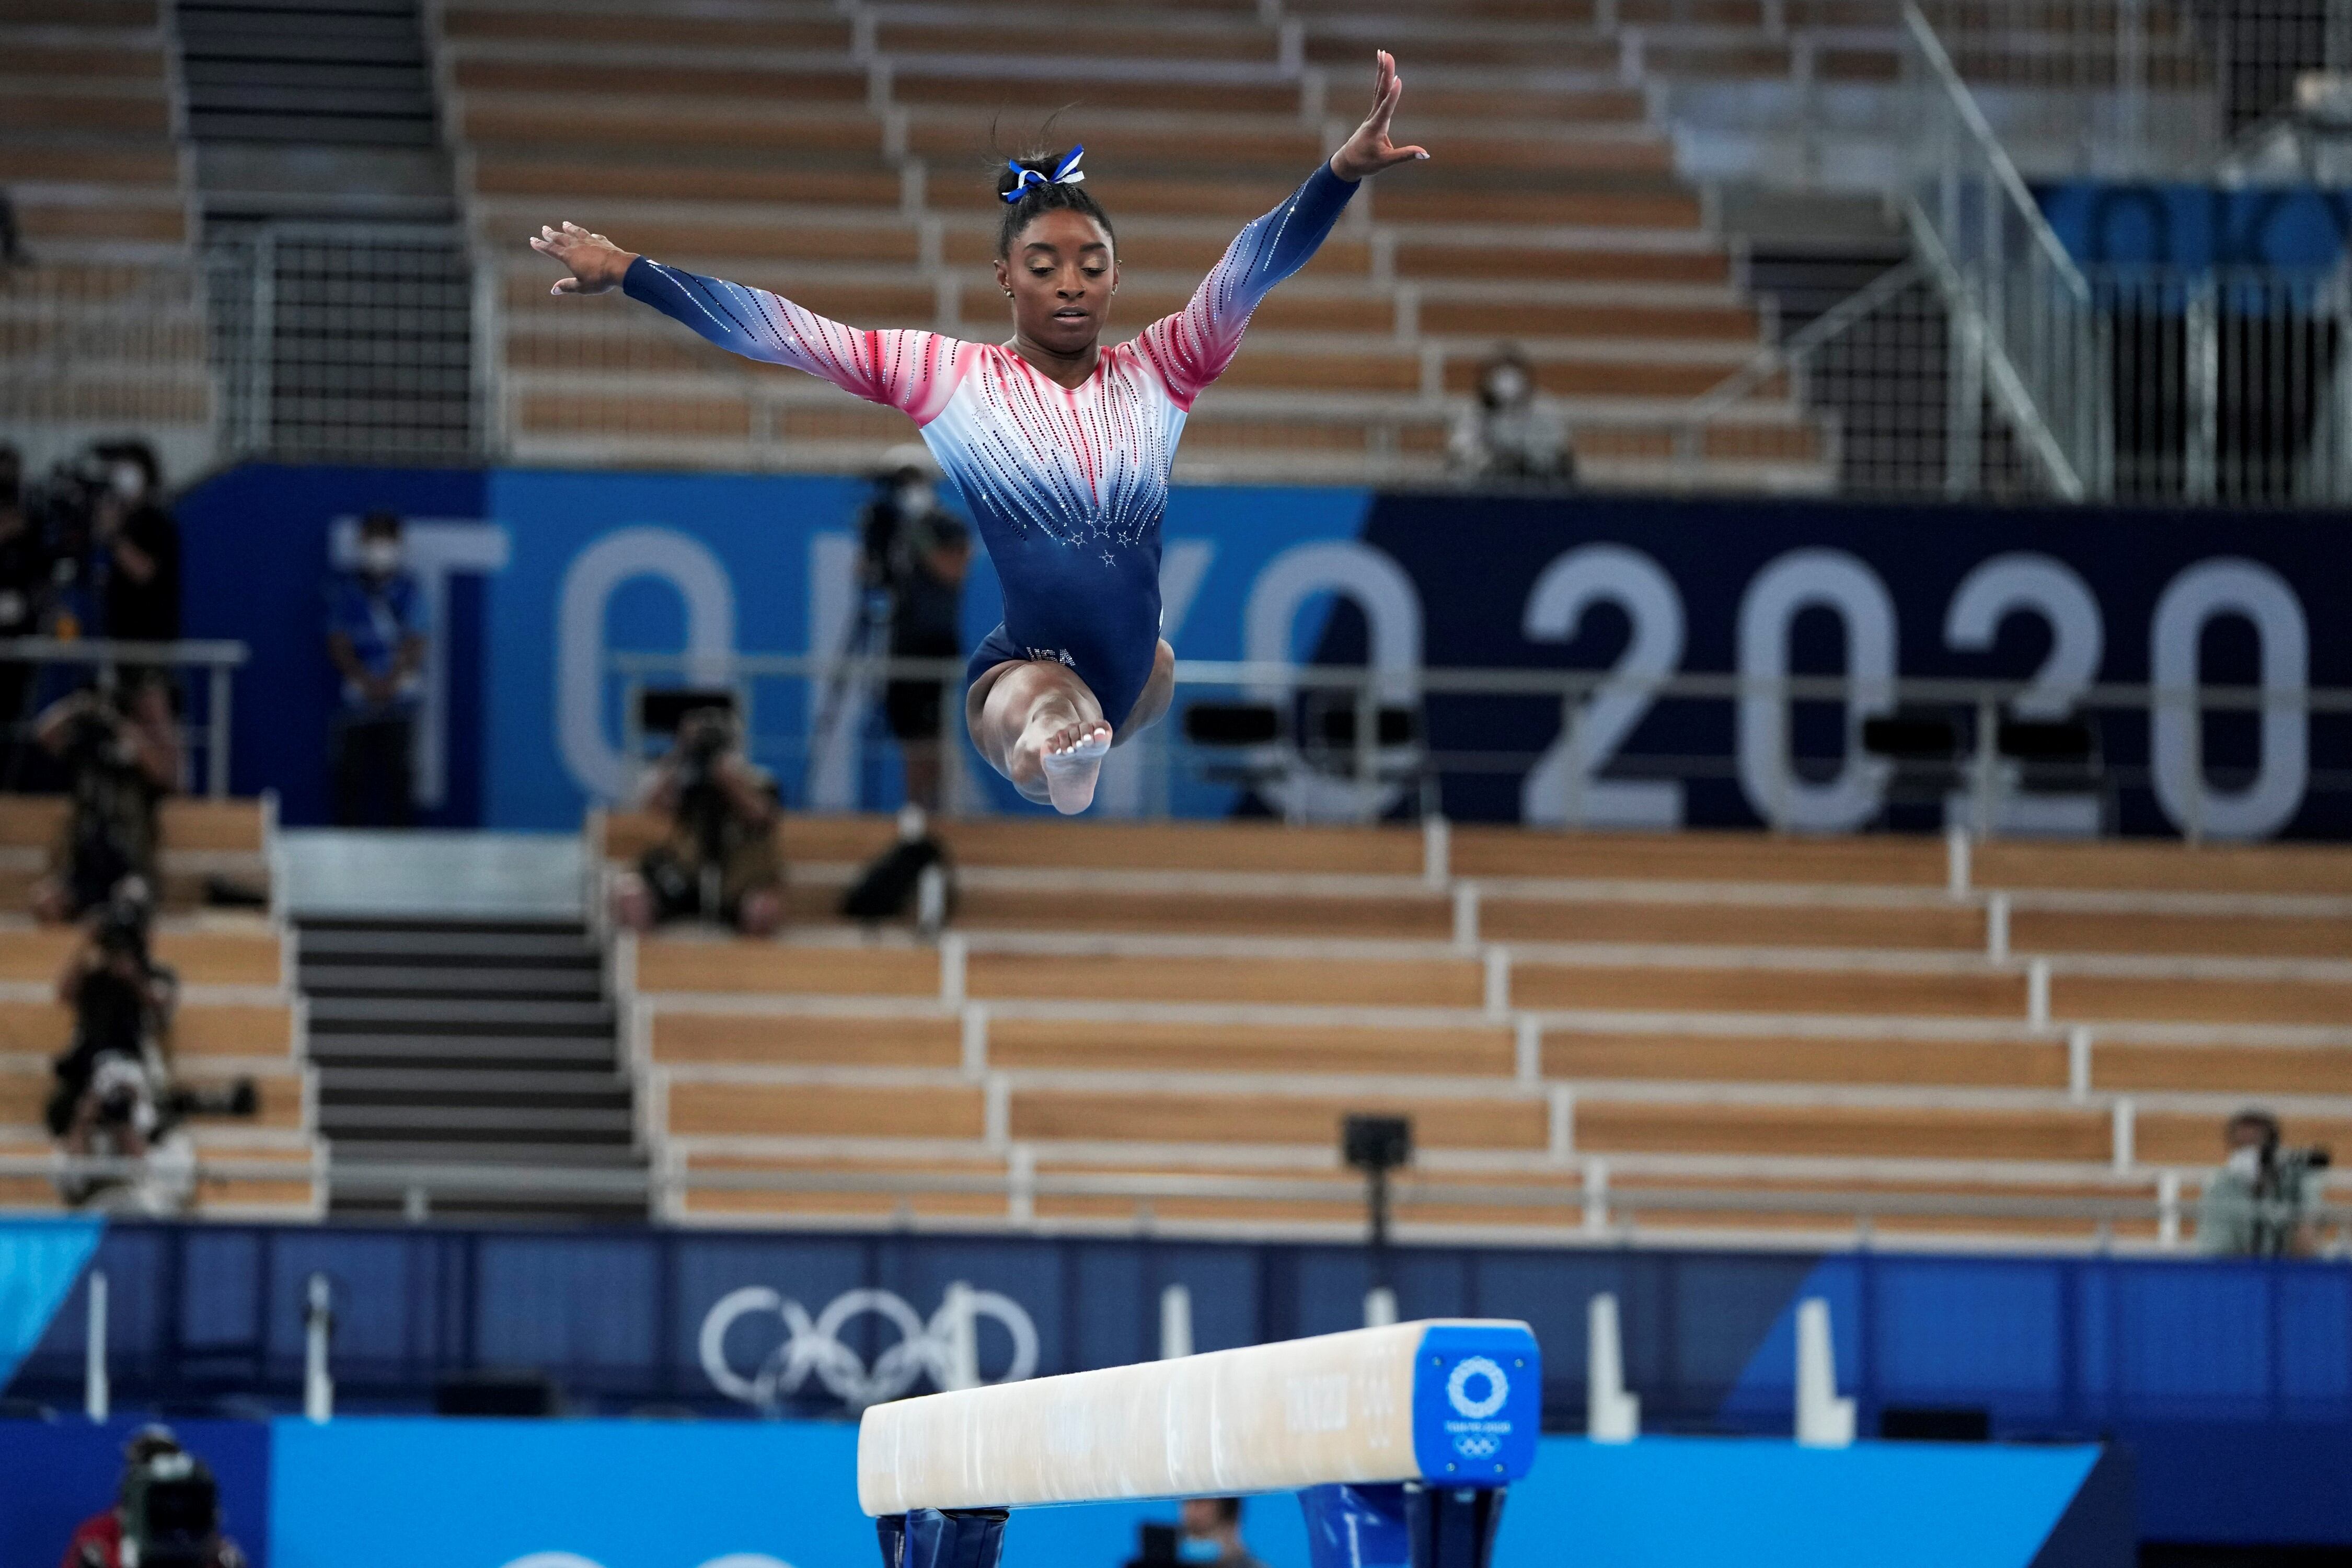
[996,147,1078,203]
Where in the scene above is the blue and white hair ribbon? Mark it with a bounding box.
[1001,145,1086,204]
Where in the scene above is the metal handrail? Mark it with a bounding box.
[1905,2,2093,306]
[0,637,250,797]
[609,649,2352,713]
[12,1154,2348,1251]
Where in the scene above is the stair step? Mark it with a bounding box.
[319,1103,637,1136]
[325,1083,630,1112]
[305,996,615,1030]
[298,963,604,998]
[317,1066,627,1094]
[298,927,596,963]
[327,1194,651,1224]
[327,1139,645,1168]
[303,1032,620,1067]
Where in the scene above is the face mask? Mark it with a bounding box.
[1176,1538,1223,1563]
[2226,1146,2263,1179]
[109,463,147,503]
[896,482,934,517]
[1485,366,1529,403]
[359,538,403,576]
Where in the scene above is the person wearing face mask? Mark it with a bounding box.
[1175,1498,1266,1567]
[861,457,974,814]
[87,442,181,646]
[2198,1108,2332,1257]
[325,510,429,826]
[1448,347,1574,487]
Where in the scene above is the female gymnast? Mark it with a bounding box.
[532,52,1429,813]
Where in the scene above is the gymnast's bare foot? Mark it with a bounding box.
[1028,712,1112,814]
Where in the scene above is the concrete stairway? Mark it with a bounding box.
[177,0,455,223]
[297,916,644,1224]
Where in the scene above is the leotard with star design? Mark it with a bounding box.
[621,160,1357,728]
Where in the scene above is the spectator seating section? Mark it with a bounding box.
[0,0,211,470]
[0,794,320,1218]
[444,0,1837,490]
[597,811,2352,1249]
[0,794,275,913]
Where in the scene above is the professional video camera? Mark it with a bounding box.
[119,1448,231,1568]
[2248,1139,2334,1256]
[22,448,107,560]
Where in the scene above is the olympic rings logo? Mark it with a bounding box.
[698,1286,1040,1411]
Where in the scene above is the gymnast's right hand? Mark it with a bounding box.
[529,221,638,296]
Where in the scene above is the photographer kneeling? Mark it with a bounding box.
[30,679,179,923]
[610,706,785,937]
[43,889,253,1213]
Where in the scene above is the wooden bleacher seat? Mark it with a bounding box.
[0,921,283,987]
[0,794,273,913]
[448,0,1829,488]
[0,995,293,1060]
[612,810,2352,1250]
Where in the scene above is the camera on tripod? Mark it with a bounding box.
[119,1448,225,1568]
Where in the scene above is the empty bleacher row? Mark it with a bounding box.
[0,0,213,476]
[603,813,2352,1249]
[446,0,1838,489]
[0,794,321,1217]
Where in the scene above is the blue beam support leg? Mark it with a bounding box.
[1300,1482,1507,1568]
[877,1507,1009,1568]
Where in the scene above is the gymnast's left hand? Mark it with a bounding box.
[529,221,639,296]
[1329,50,1429,181]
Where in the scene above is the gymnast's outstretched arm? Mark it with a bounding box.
[1135,49,1429,407]
[530,222,963,421]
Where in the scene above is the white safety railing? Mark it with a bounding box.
[0,637,249,797]
[204,223,483,464]
[10,1150,2347,1256]
[2097,263,2352,505]
[0,263,218,482]
[1904,0,2109,500]
[609,649,2350,841]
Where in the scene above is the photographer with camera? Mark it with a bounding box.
[45,884,257,1212]
[0,445,45,781]
[858,453,972,814]
[610,705,785,936]
[62,1425,248,1568]
[47,884,180,1208]
[88,442,180,647]
[2198,1108,2334,1258]
[29,678,179,923]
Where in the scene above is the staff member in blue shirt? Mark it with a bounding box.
[325,510,426,826]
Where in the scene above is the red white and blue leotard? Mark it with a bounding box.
[622,161,1358,729]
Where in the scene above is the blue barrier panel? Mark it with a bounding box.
[1500,1436,2115,1568]
[261,1421,2114,1568]
[0,1416,272,1568]
[267,1416,1308,1568]
[6,1225,2345,1546]
[0,1218,102,1388]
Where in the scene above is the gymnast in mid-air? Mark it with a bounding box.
[533,51,1428,813]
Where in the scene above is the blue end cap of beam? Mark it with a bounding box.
[1409,1322,1542,1486]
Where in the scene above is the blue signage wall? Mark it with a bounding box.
[3,1221,2346,1546]
[177,465,2350,837]
[0,1413,2123,1568]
